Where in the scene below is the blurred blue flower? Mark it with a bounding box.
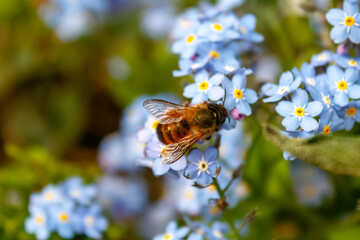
[141,3,175,39]
[25,206,53,240]
[153,221,189,240]
[261,71,301,103]
[212,57,252,75]
[183,70,225,104]
[293,63,317,91]
[310,50,333,67]
[61,177,96,205]
[205,221,228,240]
[235,14,264,43]
[216,0,244,11]
[327,65,360,107]
[325,1,360,44]
[291,161,334,207]
[337,101,360,130]
[98,175,148,220]
[30,185,64,206]
[184,147,221,186]
[276,89,323,131]
[334,54,360,69]
[316,109,344,135]
[172,30,204,58]
[137,116,159,143]
[49,202,75,239]
[73,204,108,239]
[198,13,240,42]
[223,74,257,115]
[308,73,334,109]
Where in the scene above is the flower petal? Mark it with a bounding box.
[152,158,170,176]
[196,172,212,186]
[183,163,199,179]
[236,100,251,116]
[282,116,300,131]
[209,73,225,85]
[187,148,203,163]
[334,91,349,107]
[170,156,187,171]
[325,8,345,26]
[305,101,323,117]
[348,85,360,99]
[345,67,360,84]
[208,86,225,101]
[204,146,219,162]
[194,69,209,83]
[300,116,319,131]
[292,89,308,107]
[275,101,293,117]
[243,89,258,104]
[183,83,198,98]
[279,71,294,86]
[330,24,348,44]
[349,25,360,44]
[232,74,247,89]
[191,92,206,104]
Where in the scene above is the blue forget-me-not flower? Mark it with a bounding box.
[184,146,221,187]
[276,89,323,131]
[326,1,360,44]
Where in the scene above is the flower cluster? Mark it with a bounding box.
[25,177,108,240]
[261,0,360,161]
[171,1,262,115]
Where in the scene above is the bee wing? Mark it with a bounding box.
[143,99,194,124]
[161,133,204,165]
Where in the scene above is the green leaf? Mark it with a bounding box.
[262,123,360,177]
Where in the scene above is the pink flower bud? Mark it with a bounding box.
[337,43,350,55]
[230,108,245,120]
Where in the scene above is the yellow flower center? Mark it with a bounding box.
[186,35,195,44]
[344,16,355,27]
[35,215,44,225]
[44,192,54,201]
[347,107,357,116]
[197,159,209,172]
[348,60,358,67]
[70,189,81,198]
[164,234,173,240]
[317,53,328,61]
[337,80,347,90]
[224,65,235,72]
[323,125,331,135]
[213,23,223,31]
[84,215,95,227]
[239,26,248,34]
[322,96,331,106]
[152,120,159,130]
[199,81,209,90]
[233,89,243,99]
[58,213,69,223]
[208,50,219,59]
[294,107,305,117]
[207,184,217,192]
[183,189,194,199]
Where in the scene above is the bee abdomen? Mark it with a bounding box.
[156,121,190,145]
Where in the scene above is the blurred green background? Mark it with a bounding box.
[1,0,360,239]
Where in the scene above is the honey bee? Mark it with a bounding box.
[143,99,228,165]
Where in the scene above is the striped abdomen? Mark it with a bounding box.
[156,120,191,145]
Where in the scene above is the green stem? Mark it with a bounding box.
[222,177,235,193]
[212,178,241,240]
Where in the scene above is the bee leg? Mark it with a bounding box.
[205,136,211,140]
[184,102,191,107]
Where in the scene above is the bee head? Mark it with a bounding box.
[208,103,228,126]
